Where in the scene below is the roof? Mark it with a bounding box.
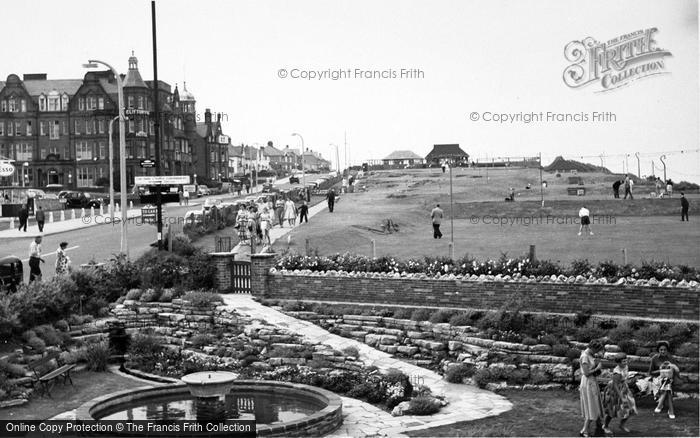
[180,81,195,101]
[382,150,423,160]
[22,79,83,96]
[262,145,283,156]
[195,122,209,138]
[229,145,244,156]
[425,144,469,160]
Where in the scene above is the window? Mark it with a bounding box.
[98,97,104,110]
[137,96,144,109]
[127,96,134,109]
[17,143,32,161]
[0,122,3,136]
[149,121,155,135]
[76,141,92,160]
[48,97,59,111]
[74,120,81,135]
[8,98,16,112]
[39,96,46,112]
[26,121,32,136]
[7,122,13,136]
[40,122,45,136]
[98,119,104,134]
[1,100,6,112]
[86,119,92,134]
[48,146,59,157]
[128,120,135,133]
[15,122,21,135]
[61,94,69,111]
[20,99,26,112]
[88,97,97,110]
[50,121,60,140]
[98,141,106,159]
[62,121,68,135]
[77,166,92,187]
[137,141,147,159]
[78,98,85,111]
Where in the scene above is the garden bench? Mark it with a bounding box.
[28,351,76,397]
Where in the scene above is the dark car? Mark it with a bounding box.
[289,175,300,184]
[60,191,101,208]
[0,256,23,292]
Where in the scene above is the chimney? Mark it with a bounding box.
[205,108,212,124]
[217,113,221,122]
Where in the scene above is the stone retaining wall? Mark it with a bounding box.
[246,254,699,321]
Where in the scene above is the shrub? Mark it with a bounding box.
[596,260,619,279]
[410,308,433,322]
[429,309,458,324]
[392,308,413,320]
[54,320,70,332]
[617,340,638,355]
[139,289,160,302]
[566,347,582,362]
[128,334,163,358]
[575,326,605,343]
[664,323,694,349]
[342,346,360,358]
[522,337,539,346]
[0,360,27,378]
[10,276,79,331]
[171,233,196,257]
[84,342,110,371]
[574,308,593,327]
[472,368,492,388]
[125,289,142,300]
[607,326,635,344]
[675,342,699,358]
[529,369,550,385]
[27,337,46,353]
[346,381,385,403]
[635,347,651,357]
[190,334,215,350]
[159,289,174,302]
[598,319,618,330]
[506,368,530,385]
[22,330,37,342]
[448,312,473,326]
[570,259,593,276]
[34,325,62,346]
[552,344,569,357]
[444,363,475,383]
[182,291,223,307]
[634,324,663,345]
[539,334,559,346]
[406,396,441,415]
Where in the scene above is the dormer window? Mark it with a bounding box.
[78,97,85,111]
[8,98,16,112]
[48,96,59,111]
[98,97,104,110]
[61,94,69,111]
[1,100,6,112]
[20,99,26,112]
[39,95,46,112]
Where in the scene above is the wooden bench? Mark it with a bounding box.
[28,351,76,397]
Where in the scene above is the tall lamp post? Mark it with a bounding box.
[107,115,119,222]
[83,60,128,256]
[292,133,305,187]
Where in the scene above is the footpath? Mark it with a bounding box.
[222,294,512,437]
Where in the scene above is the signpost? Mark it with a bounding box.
[0,161,15,177]
[140,159,156,168]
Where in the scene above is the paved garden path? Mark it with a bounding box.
[222,294,512,437]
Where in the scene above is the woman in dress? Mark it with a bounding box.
[603,353,637,433]
[579,339,605,437]
[283,198,297,227]
[259,207,272,245]
[649,340,680,419]
[55,241,71,275]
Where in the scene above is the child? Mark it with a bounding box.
[603,353,637,433]
[654,361,679,418]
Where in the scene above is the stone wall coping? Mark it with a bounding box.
[270,268,700,290]
[209,252,236,257]
[252,253,277,260]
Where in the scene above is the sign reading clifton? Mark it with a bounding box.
[563,27,672,92]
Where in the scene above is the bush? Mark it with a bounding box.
[342,346,360,358]
[84,342,110,371]
[0,360,27,378]
[539,334,559,346]
[139,289,160,302]
[171,233,196,257]
[182,291,223,307]
[159,289,174,302]
[596,261,619,278]
[444,363,475,383]
[575,326,605,343]
[406,396,442,415]
[391,308,413,320]
[570,259,593,276]
[429,309,458,324]
[506,368,530,385]
[10,276,79,332]
[125,289,142,300]
[128,334,162,358]
[448,312,473,326]
[529,369,550,385]
[552,344,569,357]
[607,326,634,344]
[574,308,593,327]
[664,323,694,349]
[635,347,651,357]
[27,337,46,353]
[617,340,638,355]
[634,324,663,345]
[675,342,699,358]
[522,337,539,346]
[190,334,215,349]
[54,320,70,332]
[410,308,434,322]
[34,325,62,346]
[472,368,492,388]
[566,347,582,362]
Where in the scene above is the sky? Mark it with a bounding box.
[3,0,700,182]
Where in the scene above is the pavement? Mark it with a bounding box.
[222,294,513,437]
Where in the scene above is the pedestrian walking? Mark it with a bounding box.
[578,206,593,236]
[579,340,605,437]
[260,207,272,245]
[18,205,29,232]
[326,188,336,212]
[666,179,674,197]
[245,183,250,194]
[28,235,45,283]
[612,180,622,198]
[602,353,637,434]
[284,198,297,226]
[299,200,309,223]
[35,206,46,233]
[655,178,663,197]
[680,193,689,221]
[183,189,190,206]
[275,198,285,227]
[431,204,443,239]
[623,176,633,199]
[55,241,71,275]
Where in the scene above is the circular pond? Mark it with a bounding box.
[77,380,343,437]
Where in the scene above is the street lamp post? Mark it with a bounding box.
[292,133,305,187]
[107,115,119,222]
[84,60,128,256]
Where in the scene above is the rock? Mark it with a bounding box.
[412,339,445,351]
[615,278,626,285]
[250,361,272,371]
[575,275,587,283]
[448,341,464,352]
[397,346,419,356]
[647,278,660,287]
[529,344,553,354]
[604,344,621,353]
[530,363,573,383]
[391,401,411,417]
[659,279,672,287]
[378,345,398,354]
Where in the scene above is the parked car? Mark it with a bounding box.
[197,186,211,197]
[60,191,102,208]
[184,210,205,226]
[0,255,23,293]
[289,175,300,184]
[202,198,222,214]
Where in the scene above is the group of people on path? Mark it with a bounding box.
[579,340,682,437]
[27,235,71,283]
[16,205,47,233]
[235,196,310,245]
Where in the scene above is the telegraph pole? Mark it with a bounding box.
[539,152,544,207]
[152,0,163,250]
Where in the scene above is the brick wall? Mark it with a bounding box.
[246,258,699,321]
[210,252,237,291]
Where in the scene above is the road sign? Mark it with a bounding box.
[0,162,15,177]
[135,175,190,185]
[140,159,156,168]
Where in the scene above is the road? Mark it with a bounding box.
[1,173,332,283]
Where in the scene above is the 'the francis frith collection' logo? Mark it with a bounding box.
[563,28,672,92]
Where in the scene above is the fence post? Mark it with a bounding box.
[622,248,628,265]
[60,210,65,221]
[305,239,310,256]
[449,242,454,260]
[529,245,536,262]
[371,239,376,258]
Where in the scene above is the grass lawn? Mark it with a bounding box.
[273,169,700,266]
[0,370,149,420]
[405,389,699,437]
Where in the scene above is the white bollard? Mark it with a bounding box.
[90,206,95,217]
[99,204,104,215]
[81,208,86,217]
[60,210,65,221]
[129,200,133,209]
[10,217,15,229]
[115,203,120,213]
[71,209,76,220]
[49,212,54,223]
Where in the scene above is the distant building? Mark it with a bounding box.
[381,150,424,167]
[425,144,469,165]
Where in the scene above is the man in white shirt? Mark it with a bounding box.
[431,204,444,239]
[28,235,45,282]
[578,206,593,236]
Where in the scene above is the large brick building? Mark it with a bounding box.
[0,53,230,189]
